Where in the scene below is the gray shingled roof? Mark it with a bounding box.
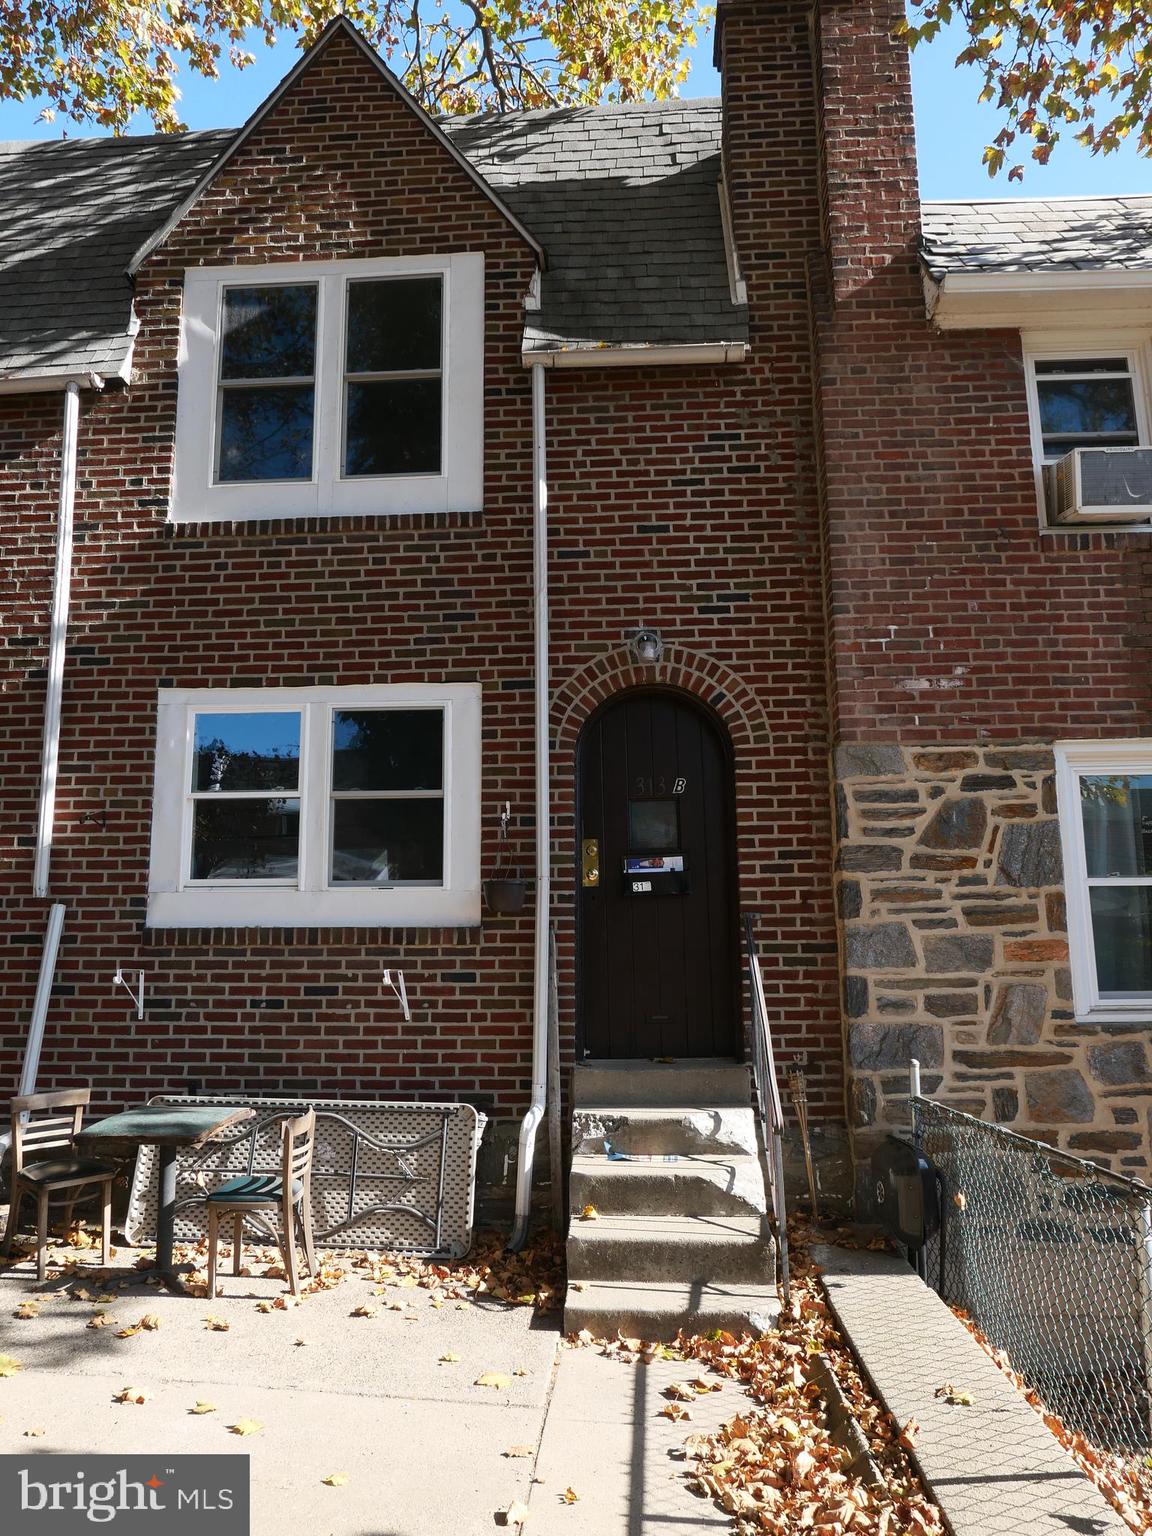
[0,131,231,382]
[0,98,743,381]
[443,100,745,354]
[922,196,1152,279]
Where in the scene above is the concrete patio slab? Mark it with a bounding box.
[812,1243,1129,1536]
[0,1248,562,1535]
[525,1348,741,1536]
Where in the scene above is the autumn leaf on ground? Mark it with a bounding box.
[189,1402,217,1415]
[504,1445,534,1458]
[23,1426,44,1437]
[475,1371,513,1389]
[499,1500,530,1527]
[202,1316,230,1332]
[115,1324,141,1339]
[255,1301,275,1314]
[13,1301,40,1320]
[0,1356,23,1378]
[660,1402,691,1421]
[350,1304,377,1319]
[228,1419,262,1436]
[578,1204,598,1221]
[87,1312,116,1330]
[953,1192,967,1211]
[664,1382,695,1402]
[321,1473,348,1487]
[112,1387,148,1404]
[293,1338,308,1347]
[934,1383,974,1406]
[439,1352,460,1363]
[898,1416,921,1448]
[138,1314,161,1331]
[561,1487,579,1504]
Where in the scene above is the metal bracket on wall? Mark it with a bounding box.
[112,967,145,1020]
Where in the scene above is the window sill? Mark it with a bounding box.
[146,887,481,930]
[1072,1006,1152,1026]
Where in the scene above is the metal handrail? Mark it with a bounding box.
[743,912,790,1304]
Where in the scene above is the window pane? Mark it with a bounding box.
[193,712,300,793]
[1080,774,1152,877]
[331,799,444,883]
[346,278,442,373]
[221,285,317,379]
[331,710,443,792]
[191,797,300,880]
[1090,885,1152,996]
[628,799,680,852]
[344,379,441,477]
[1037,377,1137,440]
[218,385,315,482]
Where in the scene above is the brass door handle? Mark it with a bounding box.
[582,839,600,888]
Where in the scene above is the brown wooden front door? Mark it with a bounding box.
[577,689,739,1059]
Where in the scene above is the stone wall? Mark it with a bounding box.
[836,743,1152,1192]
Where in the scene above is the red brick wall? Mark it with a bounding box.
[813,0,1152,745]
[0,19,847,1149]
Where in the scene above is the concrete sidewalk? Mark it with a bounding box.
[0,1251,561,1535]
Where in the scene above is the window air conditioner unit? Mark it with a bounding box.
[1047,447,1152,525]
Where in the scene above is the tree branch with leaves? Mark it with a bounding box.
[900,1,1152,178]
[0,0,707,132]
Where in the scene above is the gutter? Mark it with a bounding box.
[509,361,551,1251]
[524,341,748,369]
[0,370,108,397]
[33,380,82,898]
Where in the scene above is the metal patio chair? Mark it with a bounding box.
[204,1107,317,1298]
[2,1088,117,1281]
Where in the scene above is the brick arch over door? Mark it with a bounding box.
[546,646,843,1110]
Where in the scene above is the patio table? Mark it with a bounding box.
[79,1103,254,1290]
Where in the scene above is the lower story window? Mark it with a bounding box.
[147,684,481,928]
[1055,741,1152,1019]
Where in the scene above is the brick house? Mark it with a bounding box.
[2,0,1152,1259]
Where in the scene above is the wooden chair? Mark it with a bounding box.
[2,1088,117,1281]
[204,1108,316,1299]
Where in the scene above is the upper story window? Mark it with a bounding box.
[1030,356,1142,463]
[147,684,482,928]
[1055,741,1152,1021]
[172,255,483,523]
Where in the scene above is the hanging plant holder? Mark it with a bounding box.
[484,877,528,914]
[485,801,528,914]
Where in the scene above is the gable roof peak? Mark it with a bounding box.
[128,13,544,274]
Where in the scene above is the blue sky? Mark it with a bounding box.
[0,14,1149,199]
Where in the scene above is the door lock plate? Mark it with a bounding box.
[582,839,600,887]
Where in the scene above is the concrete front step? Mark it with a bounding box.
[565,1276,781,1341]
[572,1059,752,1109]
[568,1213,774,1285]
[570,1153,767,1218]
[572,1105,759,1158]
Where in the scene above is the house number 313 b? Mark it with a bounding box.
[633,777,687,794]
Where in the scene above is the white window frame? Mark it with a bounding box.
[1022,330,1152,528]
[171,255,484,523]
[147,684,482,928]
[1054,738,1152,1022]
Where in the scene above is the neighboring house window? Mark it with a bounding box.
[1055,741,1152,1021]
[173,256,483,522]
[1027,355,1143,463]
[148,684,482,927]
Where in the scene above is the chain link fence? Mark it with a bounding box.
[913,1096,1152,1457]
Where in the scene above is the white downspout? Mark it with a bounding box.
[509,361,550,1249]
[33,380,81,898]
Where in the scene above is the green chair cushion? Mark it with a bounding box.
[205,1174,303,1205]
[20,1157,117,1186]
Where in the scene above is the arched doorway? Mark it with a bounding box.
[576,688,739,1059]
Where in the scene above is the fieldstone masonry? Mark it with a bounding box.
[835,743,1152,1185]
